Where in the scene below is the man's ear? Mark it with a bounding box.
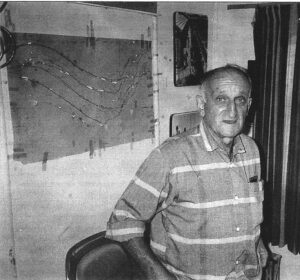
[247,97,252,111]
[196,88,206,117]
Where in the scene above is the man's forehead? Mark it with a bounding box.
[205,70,251,94]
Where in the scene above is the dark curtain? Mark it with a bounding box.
[285,5,300,255]
[253,5,290,247]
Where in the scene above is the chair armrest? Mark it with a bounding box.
[65,231,143,280]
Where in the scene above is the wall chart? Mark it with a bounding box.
[8,33,153,164]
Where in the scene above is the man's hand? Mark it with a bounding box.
[122,237,177,280]
[258,238,268,268]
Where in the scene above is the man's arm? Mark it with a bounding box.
[106,148,174,278]
[122,237,176,280]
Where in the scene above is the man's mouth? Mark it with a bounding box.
[223,120,238,124]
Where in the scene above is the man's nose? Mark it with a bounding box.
[227,101,237,118]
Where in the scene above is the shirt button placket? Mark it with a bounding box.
[228,162,242,244]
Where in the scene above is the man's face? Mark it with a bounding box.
[202,71,251,141]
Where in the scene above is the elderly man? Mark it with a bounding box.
[106,65,268,280]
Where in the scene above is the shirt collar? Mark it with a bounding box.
[200,119,246,155]
[199,120,214,151]
[233,134,246,155]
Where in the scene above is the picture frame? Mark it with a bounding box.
[173,11,208,87]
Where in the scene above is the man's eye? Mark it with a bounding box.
[216,96,226,102]
[235,97,247,104]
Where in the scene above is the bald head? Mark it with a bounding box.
[200,64,252,95]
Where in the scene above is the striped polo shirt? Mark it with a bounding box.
[106,120,264,280]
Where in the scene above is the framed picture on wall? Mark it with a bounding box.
[173,12,208,87]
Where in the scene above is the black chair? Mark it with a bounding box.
[65,231,144,280]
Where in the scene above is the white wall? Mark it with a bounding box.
[9,140,154,280]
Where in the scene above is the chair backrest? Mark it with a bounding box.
[65,231,137,280]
